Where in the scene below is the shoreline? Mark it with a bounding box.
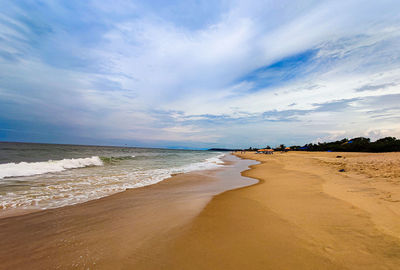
[0,153,231,219]
[132,151,400,269]
[0,154,258,269]
[1,151,400,269]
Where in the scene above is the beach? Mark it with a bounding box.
[1,151,400,269]
[2,1,400,269]
[0,154,257,269]
[129,151,400,269]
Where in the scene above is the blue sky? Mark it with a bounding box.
[0,0,400,149]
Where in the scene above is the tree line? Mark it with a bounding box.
[241,137,400,152]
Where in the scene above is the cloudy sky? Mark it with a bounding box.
[0,0,399,149]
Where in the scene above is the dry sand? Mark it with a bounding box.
[1,152,400,269]
[135,151,400,269]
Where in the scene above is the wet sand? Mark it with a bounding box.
[0,155,257,269]
[2,152,400,269]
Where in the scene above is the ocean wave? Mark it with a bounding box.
[127,153,226,188]
[99,155,136,164]
[0,153,225,210]
[0,156,103,179]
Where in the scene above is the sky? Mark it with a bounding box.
[0,0,400,149]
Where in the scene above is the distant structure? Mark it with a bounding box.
[257,149,274,155]
[257,149,266,154]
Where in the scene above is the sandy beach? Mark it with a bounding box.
[3,1,399,269]
[0,155,257,269]
[133,151,400,269]
[1,152,400,269]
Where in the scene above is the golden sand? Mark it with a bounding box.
[135,151,400,269]
[1,152,400,269]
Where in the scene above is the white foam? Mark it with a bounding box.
[127,153,226,188]
[0,156,103,179]
[0,153,225,210]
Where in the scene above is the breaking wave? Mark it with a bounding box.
[0,156,103,179]
[0,153,226,210]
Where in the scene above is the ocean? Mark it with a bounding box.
[0,142,224,211]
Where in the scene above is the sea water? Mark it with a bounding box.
[0,142,224,211]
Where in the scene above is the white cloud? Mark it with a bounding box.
[1,0,400,147]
